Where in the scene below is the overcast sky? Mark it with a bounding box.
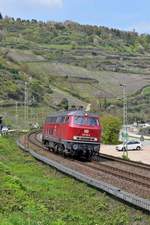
[1,0,150,34]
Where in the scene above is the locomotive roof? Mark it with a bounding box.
[47,110,98,118]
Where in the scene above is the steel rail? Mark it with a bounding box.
[98,153,150,170]
[17,135,150,212]
[80,162,150,189]
[34,132,150,171]
[29,132,150,188]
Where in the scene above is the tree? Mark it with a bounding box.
[16,18,21,23]
[31,19,37,23]
[0,30,5,41]
[58,98,69,110]
[0,13,3,20]
[101,115,121,144]
[103,97,108,110]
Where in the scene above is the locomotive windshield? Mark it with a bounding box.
[73,116,99,126]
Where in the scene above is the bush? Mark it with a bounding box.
[122,154,130,161]
[101,115,121,144]
[57,98,69,110]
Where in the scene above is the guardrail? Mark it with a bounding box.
[128,132,150,140]
[17,140,150,212]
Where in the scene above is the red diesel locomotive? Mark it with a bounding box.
[42,110,102,160]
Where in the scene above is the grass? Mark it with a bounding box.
[143,86,150,95]
[0,136,150,225]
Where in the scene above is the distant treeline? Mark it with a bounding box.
[0,12,150,53]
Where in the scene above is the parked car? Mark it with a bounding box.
[116,141,142,151]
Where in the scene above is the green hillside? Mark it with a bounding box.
[0,17,150,122]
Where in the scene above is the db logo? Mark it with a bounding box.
[84,129,89,134]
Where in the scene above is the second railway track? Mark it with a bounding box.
[18,131,150,212]
[28,131,150,198]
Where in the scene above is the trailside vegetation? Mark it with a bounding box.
[101,115,122,144]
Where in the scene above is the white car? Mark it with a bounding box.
[116,141,142,151]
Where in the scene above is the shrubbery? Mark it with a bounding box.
[101,115,121,144]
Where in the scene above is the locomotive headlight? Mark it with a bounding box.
[94,138,98,141]
[72,144,78,150]
[73,136,78,140]
[91,137,98,141]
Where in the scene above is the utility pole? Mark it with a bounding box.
[24,82,29,148]
[0,100,3,116]
[120,84,128,156]
[24,82,29,130]
[15,101,18,130]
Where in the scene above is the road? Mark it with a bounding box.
[120,128,150,147]
[101,143,150,164]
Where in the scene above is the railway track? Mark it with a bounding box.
[32,131,150,171]
[82,161,150,189]
[97,153,150,171]
[31,132,150,190]
[29,132,150,195]
[96,154,150,171]
[18,131,150,212]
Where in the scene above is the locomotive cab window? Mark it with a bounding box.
[46,116,57,123]
[73,116,98,126]
[56,116,65,123]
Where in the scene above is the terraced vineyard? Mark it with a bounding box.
[0,18,150,122]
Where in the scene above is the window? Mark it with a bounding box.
[46,117,57,123]
[56,116,65,123]
[64,116,70,124]
[134,141,140,144]
[52,117,57,123]
[60,116,65,123]
[73,116,98,126]
[88,117,98,126]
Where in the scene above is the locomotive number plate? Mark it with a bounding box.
[84,129,89,133]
